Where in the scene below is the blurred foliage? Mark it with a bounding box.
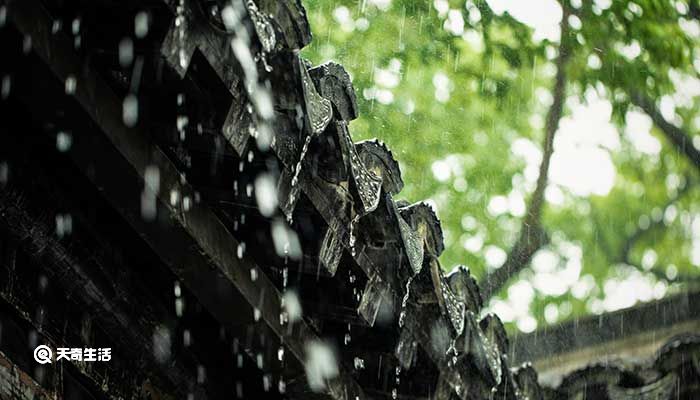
[301,0,700,332]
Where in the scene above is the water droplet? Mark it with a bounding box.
[353,357,365,370]
[398,277,414,327]
[123,94,138,127]
[197,365,206,383]
[177,115,188,140]
[0,162,7,184]
[51,20,62,34]
[285,134,314,223]
[277,346,285,361]
[71,18,81,35]
[169,189,180,206]
[22,35,32,54]
[304,341,339,392]
[56,131,72,152]
[55,213,73,237]
[119,38,134,67]
[1,75,11,99]
[282,291,302,323]
[175,298,184,317]
[135,11,150,38]
[253,307,261,321]
[65,75,77,94]
[263,374,271,391]
[179,49,187,69]
[152,325,172,364]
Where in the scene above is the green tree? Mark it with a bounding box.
[302,0,700,332]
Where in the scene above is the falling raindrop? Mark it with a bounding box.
[349,214,360,256]
[134,11,150,38]
[304,341,339,392]
[175,0,187,69]
[71,18,80,34]
[197,365,206,383]
[22,35,31,54]
[1,75,10,99]
[65,75,77,94]
[175,298,184,317]
[285,134,313,223]
[169,189,180,207]
[177,115,188,140]
[38,275,49,293]
[122,94,138,127]
[152,325,172,364]
[0,162,7,185]
[141,165,159,220]
[279,310,288,326]
[398,277,414,327]
[253,307,261,321]
[277,346,285,361]
[236,382,243,398]
[51,20,62,34]
[282,291,302,323]
[56,131,72,152]
[119,38,134,67]
[55,214,72,237]
[271,219,302,259]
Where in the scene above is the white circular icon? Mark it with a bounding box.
[34,345,52,364]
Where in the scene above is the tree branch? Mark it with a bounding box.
[619,179,696,280]
[480,6,572,300]
[688,0,700,21]
[629,91,700,171]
